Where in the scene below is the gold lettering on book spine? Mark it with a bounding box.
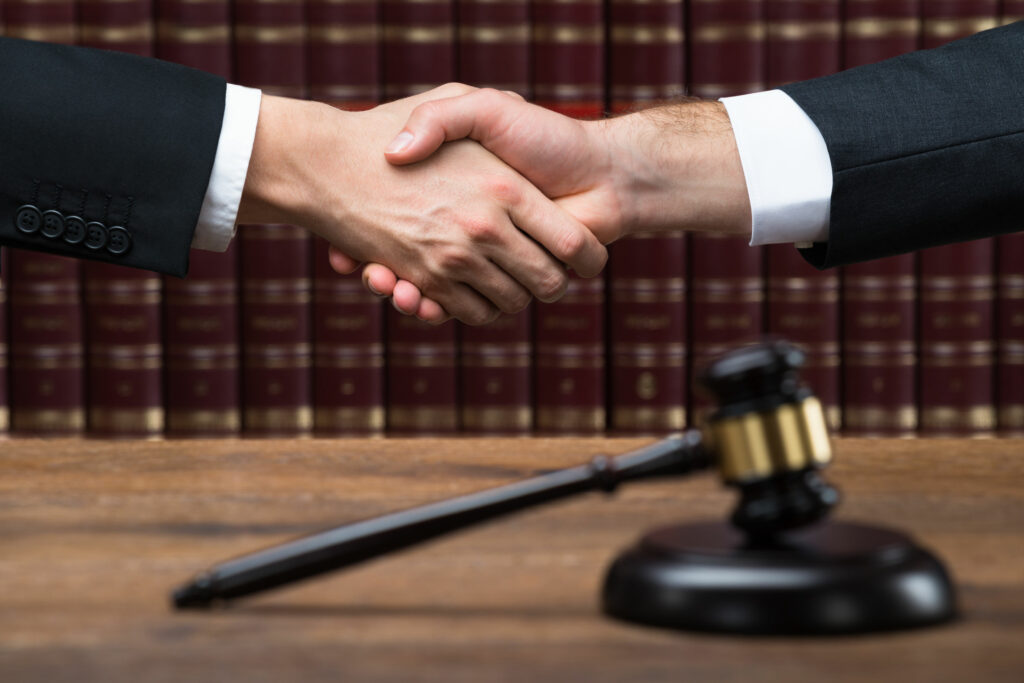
[844,18,919,39]
[924,17,999,40]
[244,407,314,432]
[12,409,86,433]
[921,407,996,432]
[89,408,165,434]
[314,407,386,432]
[166,410,242,433]
[767,21,839,41]
[79,23,155,44]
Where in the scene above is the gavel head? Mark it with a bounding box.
[698,340,840,538]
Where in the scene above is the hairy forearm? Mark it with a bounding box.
[597,99,751,238]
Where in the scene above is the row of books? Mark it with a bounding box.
[0,1,1020,439]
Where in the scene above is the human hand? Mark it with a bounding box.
[237,86,607,325]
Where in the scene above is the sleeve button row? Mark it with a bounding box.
[14,205,131,256]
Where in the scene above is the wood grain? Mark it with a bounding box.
[1,438,1023,682]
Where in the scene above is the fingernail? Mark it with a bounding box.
[386,131,414,154]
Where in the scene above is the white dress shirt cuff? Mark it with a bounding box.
[191,84,262,251]
[720,89,833,247]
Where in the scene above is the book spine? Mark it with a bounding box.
[307,0,384,436]
[79,1,164,437]
[4,2,86,436]
[458,0,531,94]
[687,1,765,424]
[1003,0,1024,23]
[531,0,606,434]
[842,1,920,68]
[239,225,313,436]
[607,0,686,434]
[382,0,455,99]
[457,0,533,434]
[312,242,385,436]
[156,1,240,437]
[996,233,1024,436]
[921,0,999,49]
[840,1,920,437]
[308,0,380,107]
[765,1,840,430]
[233,0,307,98]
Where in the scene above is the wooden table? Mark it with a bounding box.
[1,438,1023,682]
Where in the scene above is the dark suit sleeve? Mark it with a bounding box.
[779,22,1024,269]
[0,37,227,277]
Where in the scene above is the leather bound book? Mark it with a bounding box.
[921,0,998,49]
[79,0,153,56]
[387,312,458,434]
[234,0,307,99]
[382,0,454,99]
[239,226,313,436]
[1004,0,1024,23]
[607,1,686,434]
[919,242,996,437]
[765,1,840,430]
[609,236,687,434]
[4,2,85,436]
[457,1,532,434]
[842,1,920,68]
[996,233,1024,436]
[156,1,240,437]
[531,0,606,434]
[840,2,920,436]
[688,1,765,425]
[308,0,379,107]
[312,240,385,436]
[459,0,530,94]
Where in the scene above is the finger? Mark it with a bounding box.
[385,89,512,165]
[433,281,501,326]
[362,263,397,298]
[457,255,534,316]
[392,279,423,315]
[501,90,527,102]
[505,180,608,279]
[415,296,449,324]
[328,245,361,274]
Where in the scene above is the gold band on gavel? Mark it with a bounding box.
[707,397,832,484]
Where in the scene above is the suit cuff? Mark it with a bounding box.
[720,89,832,247]
[192,84,261,251]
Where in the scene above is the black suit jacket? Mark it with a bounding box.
[0,37,226,277]
[781,21,1024,269]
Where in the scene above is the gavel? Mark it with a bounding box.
[173,340,954,635]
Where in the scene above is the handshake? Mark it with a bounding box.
[239,84,752,325]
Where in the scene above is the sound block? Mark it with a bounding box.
[602,521,956,635]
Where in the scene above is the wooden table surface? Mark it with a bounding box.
[1,437,1023,682]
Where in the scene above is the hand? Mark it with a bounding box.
[237,86,607,325]
[336,88,750,322]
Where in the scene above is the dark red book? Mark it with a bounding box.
[381,0,459,434]
[687,1,765,424]
[917,1,998,437]
[840,1,920,436]
[457,0,533,434]
[996,233,1024,436]
[308,0,379,107]
[765,1,841,430]
[308,0,385,435]
[607,0,686,434]
[156,1,240,437]
[239,226,313,436]
[4,2,86,437]
[1004,1,1024,23]
[79,1,165,437]
[382,0,454,99]
[233,0,307,98]
[842,1,920,68]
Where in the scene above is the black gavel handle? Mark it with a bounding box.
[173,431,710,608]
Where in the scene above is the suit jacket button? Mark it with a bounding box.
[84,222,108,250]
[64,216,87,244]
[41,210,65,239]
[15,205,42,234]
[106,226,132,255]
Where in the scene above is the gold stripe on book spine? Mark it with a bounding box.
[611,85,687,100]
[79,24,155,44]
[843,407,917,431]
[610,25,685,44]
[843,18,919,39]
[382,26,455,43]
[388,407,459,430]
[920,407,996,431]
[461,355,531,369]
[924,17,999,40]
[88,356,162,371]
[535,408,606,432]
[157,24,231,44]
[12,356,85,370]
[531,25,604,44]
[459,26,530,43]
[314,355,384,369]
[999,405,1024,430]
[314,407,386,432]
[166,410,242,433]
[767,21,839,41]
[693,23,765,43]
[314,85,380,100]
[234,25,306,44]
[7,25,77,43]
[533,84,605,100]
[462,407,533,431]
[0,409,8,434]
[844,353,916,368]
[308,24,379,43]
[244,407,314,432]
[13,409,86,433]
[613,407,686,431]
[89,408,165,434]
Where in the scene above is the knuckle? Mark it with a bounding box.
[437,246,474,273]
[483,176,521,206]
[439,82,474,97]
[462,216,501,245]
[535,269,569,302]
[555,229,588,264]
